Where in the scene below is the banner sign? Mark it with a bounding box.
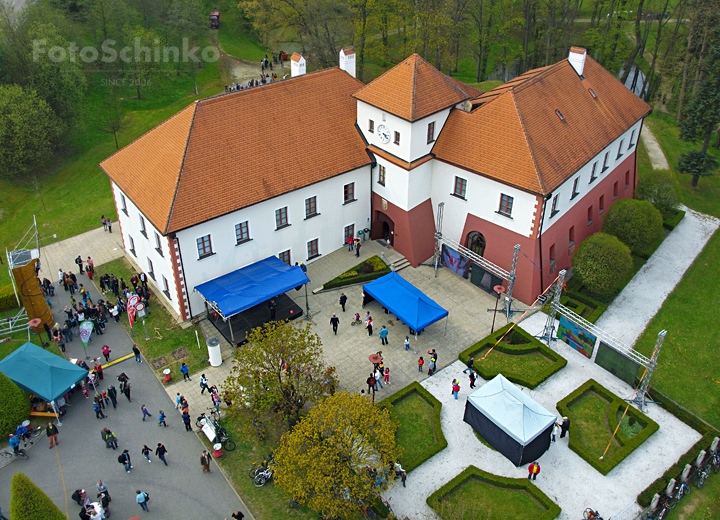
[128,295,139,328]
[441,245,471,278]
[557,315,597,358]
[79,320,93,354]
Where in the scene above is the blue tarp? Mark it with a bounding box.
[0,342,88,403]
[194,256,310,318]
[363,272,449,332]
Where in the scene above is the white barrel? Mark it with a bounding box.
[207,337,222,367]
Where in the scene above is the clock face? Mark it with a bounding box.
[377,124,391,144]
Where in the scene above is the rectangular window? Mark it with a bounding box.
[571,177,580,199]
[602,152,609,172]
[139,215,147,238]
[617,140,624,159]
[453,176,467,199]
[344,224,355,244]
[613,181,619,199]
[394,131,400,145]
[344,183,355,203]
[568,226,575,255]
[427,121,435,143]
[499,194,514,216]
[368,120,374,133]
[162,275,171,300]
[275,207,289,229]
[305,196,318,218]
[629,130,635,147]
[550,194,559,217]
[625,170,630,188]
[599,194,605,214]
[147,258,155,280]
[549,244,556,274]
[235,221,250,243]
[588,206,593,226]
[129,235,136,257]
[378,165,386,186]
[590,162,597,183]
[154,232,163,256]
[307,238,319,260]
[196,234,213,258]
[120,194,128,216]
[279,249,291,265]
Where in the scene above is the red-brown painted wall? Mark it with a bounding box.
[371,193,436,266]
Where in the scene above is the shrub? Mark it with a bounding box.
[0,285,18,312]
[601,199,664,257]
[663,210,686,231]
[427,465,561,520]
[323,256,391,290]
[635,170,680,218]
[573,233,634,297]
[10,472,66,520]
[0,371,29,438]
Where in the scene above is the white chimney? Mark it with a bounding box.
[568,47,587,76]
[291,53,306,77]
[339,47,356,78]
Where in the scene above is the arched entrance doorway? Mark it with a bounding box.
[466,231,486,257]
[372,211,395,245]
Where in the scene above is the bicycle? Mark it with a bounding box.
[711,450,720,474]
[253,461,275,487]
[694,462,711,489]
[0,448,29,460]
[664,481,690,509]
[583,509,603,520]
[249,454,274,479]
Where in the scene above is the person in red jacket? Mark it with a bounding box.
[528,461,540,480]
[452,379,460,399]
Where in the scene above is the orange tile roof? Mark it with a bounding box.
[445,76,484,99]
[100,68,371,234]
[291,52,303,62]
[434,56,651,195]
[353,54,470,121]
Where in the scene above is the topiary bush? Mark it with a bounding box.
[601,199,664,257]
[635,170,680,219]
[11,472,66,520]
[573,233,634,298]
[0,285,18,312]
[0,371,29,438]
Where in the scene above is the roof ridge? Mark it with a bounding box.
[165,102,200,234]
[352,56,415,98]
[509,90,546,195]
[412,55,418,120]
[512,60,565,93]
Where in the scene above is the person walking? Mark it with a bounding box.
[552,421,561,442]
[102,427,118,449]
[418,356,424,372]
[135,490,149,511]
[141,404,152,421]
[101,215,107,231]
[355,241,362,258]
[379,325,389,345]
[107,385,118,409]
[132,344,141,363]
[463,357,474,374]
[96,481,110,502]
[560,416,570,438]
[269,299,276,320]
[404,336,410,351]
[427,357,436,376]
[101,345,111,363]
[374,368,383,390]
[383,366,390,385]
[469,370,477,389]
[339,293,347,312]
[528,461,540,480]
[452,379,460,399]
[123,381,132,402]
[75,255,84,274]
[366,315,373,336]
[158,410,167,427]
[94,360,104,381]
[366,373,375,394]
[400,470,407,488]
[200,374,209,394]
[330,313,339,335]
[175,393,182,410]
[141,444,152,463]
[47,421,59,449]
[155,443,168,466]
[182,411,192,431]
[118,450,132,472]
[200,450,213,473]
[93,400,106,419]
[180,362,191,382]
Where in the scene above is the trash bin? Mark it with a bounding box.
[207,337,222,367]
[357,229,364,242]
[162,368,172,383]
[363,228,371,241]
[213,442,224,458]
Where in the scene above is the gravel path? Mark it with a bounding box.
[640,124,670,170]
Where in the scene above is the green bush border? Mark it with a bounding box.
[663,209,686,231]
[0,285,18,313]
[543,292,608,324]
[426,465,561,520]
[458,323,567,389]
[636,385,719,507]
[557,379,659,475]
[378,381,447,473]
[323,256,391,290]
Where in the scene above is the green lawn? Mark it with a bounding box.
[91,258,207,378]
[393,392,438,470]
[215,0,268,61]
[569,390,622,460]
[475,347,554,380]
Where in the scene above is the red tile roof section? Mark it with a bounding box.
[353,54,470,121]
[445,76,484,99]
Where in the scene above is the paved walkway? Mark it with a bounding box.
[595,206,719,345]
[640,123,670,170]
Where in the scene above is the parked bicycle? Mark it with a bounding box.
[664,480,690,509]
[693,462,711,489]
[197,408,236,451]
[711,449,720,474]
[583,508,603,520]
[253,459,275,487]
[0,448,28,460]
[249,454,275,479]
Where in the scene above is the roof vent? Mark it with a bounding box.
[589,88,597,99]
[555,110,565,122]
[568,47,587,76]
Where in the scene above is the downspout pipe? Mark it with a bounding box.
[169,232,193,318]
[538,193,551,293]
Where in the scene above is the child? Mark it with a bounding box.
[81,382,89,398]
[404,336,410,351]
[452,379,460,399]
[158,410,167,427]
[469,370,476,389]
[428,358,436,376]
[383,366,390,385]
[418,356,424,372]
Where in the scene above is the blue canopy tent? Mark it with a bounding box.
[362,272,449,335]
[0,342,89,425]
[194,256,311,342]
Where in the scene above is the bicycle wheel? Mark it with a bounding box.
[666,496,678,510]
[681,483,690,496]
[253,474,267,487]
[196,419,204,428]
[223,439,237,451]
[17,451,29,460]
[713,461,720,474]
[694,475,705,489]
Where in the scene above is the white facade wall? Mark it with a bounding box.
[540,120,644,234]
[407,160,434,210]
[176,166,372,315]
[373,159,410,210]
[112,183,181,316]
[430,161,539,241]
[408,109,452,160]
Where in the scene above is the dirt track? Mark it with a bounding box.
[208,30,281,86]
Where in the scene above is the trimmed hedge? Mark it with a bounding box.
[378,381,447,473]
[323,255,391,290]
[557,379,659,475]
[0,370,30,438]
[573,233,634,297]
[11,472,66,520]
[663,210,686,231]
[602,199,665,258]
[427,465,561,520]
[637,386,720,507]
[543,292,608,324]
[0,285,18,312]
[458,323,567,389]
